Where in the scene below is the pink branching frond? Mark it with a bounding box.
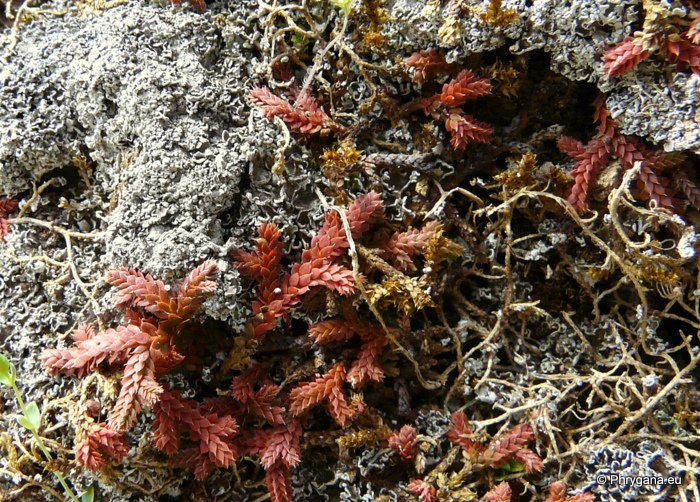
[447,410,482,458]
[308,319,357,344]
[544,481,595,502]
[384,220,440,271]
[265,460,293,502]
[153,391,185,455]
[248,384,286,425]
[686,17,700,45]
[611,136,677,211]
[405,49,447,84]
[347,332,387,388]
[445,112,493,149]
[346,191,384,238]
[514,447,544,473]
[567,136,611,212]
[289,364,343,416]
[108,344,162,431]
[157,390,239,468]
[483,482,513,502]
[260,420,302,469]
[665,36,700,75]
[75,422,128,471]
[478,423,538,469]
[250,86,334,134]
[388,425,418,462]
[557,136,586,159]
[438,69,492,107]
[289,362,354,427]
[106,268,174,317]
[0,198,18,241]
[407,479,437,502]
[176,259,218,319]
[42,324,151,377]
[234,223,284,302]
[603,36,650,77]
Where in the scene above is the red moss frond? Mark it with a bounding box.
[326,383,356,427]
[544,481,595,502]
[72,323,96,342]
[567,136,611,212]
[347,332,387,388]
[483,482,513,502]
[289,364,343,415]
[438,69,492,107]
[675,175,700,210]
[250,86,334,134]
[384,220,440,271]
[445,112,493,149]
[42,324,151,377]
[611,136,676,211]
[260,420,302,469]
[0,198,18,241]
[153,390,185,454]
[557,136,585,159]
[479,423,538,468]
[686,17,700,45]
[345,191,384,238]
[108,344,162,431]
[106,268,174,316]
[176,260,218,318]
[388,425,418,462]
[289,362,353,427]
[405,49,448,84]
[75,422,128,471]
[265,460,293,502]
[308,319,357,344]
[513,447,544,473]
[235,223,284,301]
[637,163,676,211]
[170,0,206,13]
[155,390,239,468]
[447,410,481,456]
[407,479,437,502]
[603,36,650,77]
[248,384,286,425]
[665,35,700,75]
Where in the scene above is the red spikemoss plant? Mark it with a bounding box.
[403,52,493,150]
[308,318,388,389]
[405,48,450,84]
[407,478,438,502]
[558,96,676,213]
[75,420,129,471]
[153,389,240,480]
[483,481,513,502]
[422,69,493,149]
[383,220,441,272]
[170,0,206,12]
[544,481,595,502]
[603,9,700,77]
[250,86,346,135]
[42,260,225,470]
[447,410,543,473]
[0,198,18,241]
[388,424,418,462]
[288,362,361,427]
[234,192,384,339]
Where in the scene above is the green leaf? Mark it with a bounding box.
[22,402,42,431]
[81,485,95,502]
[0,353,15,386]
[331,0,352,15]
